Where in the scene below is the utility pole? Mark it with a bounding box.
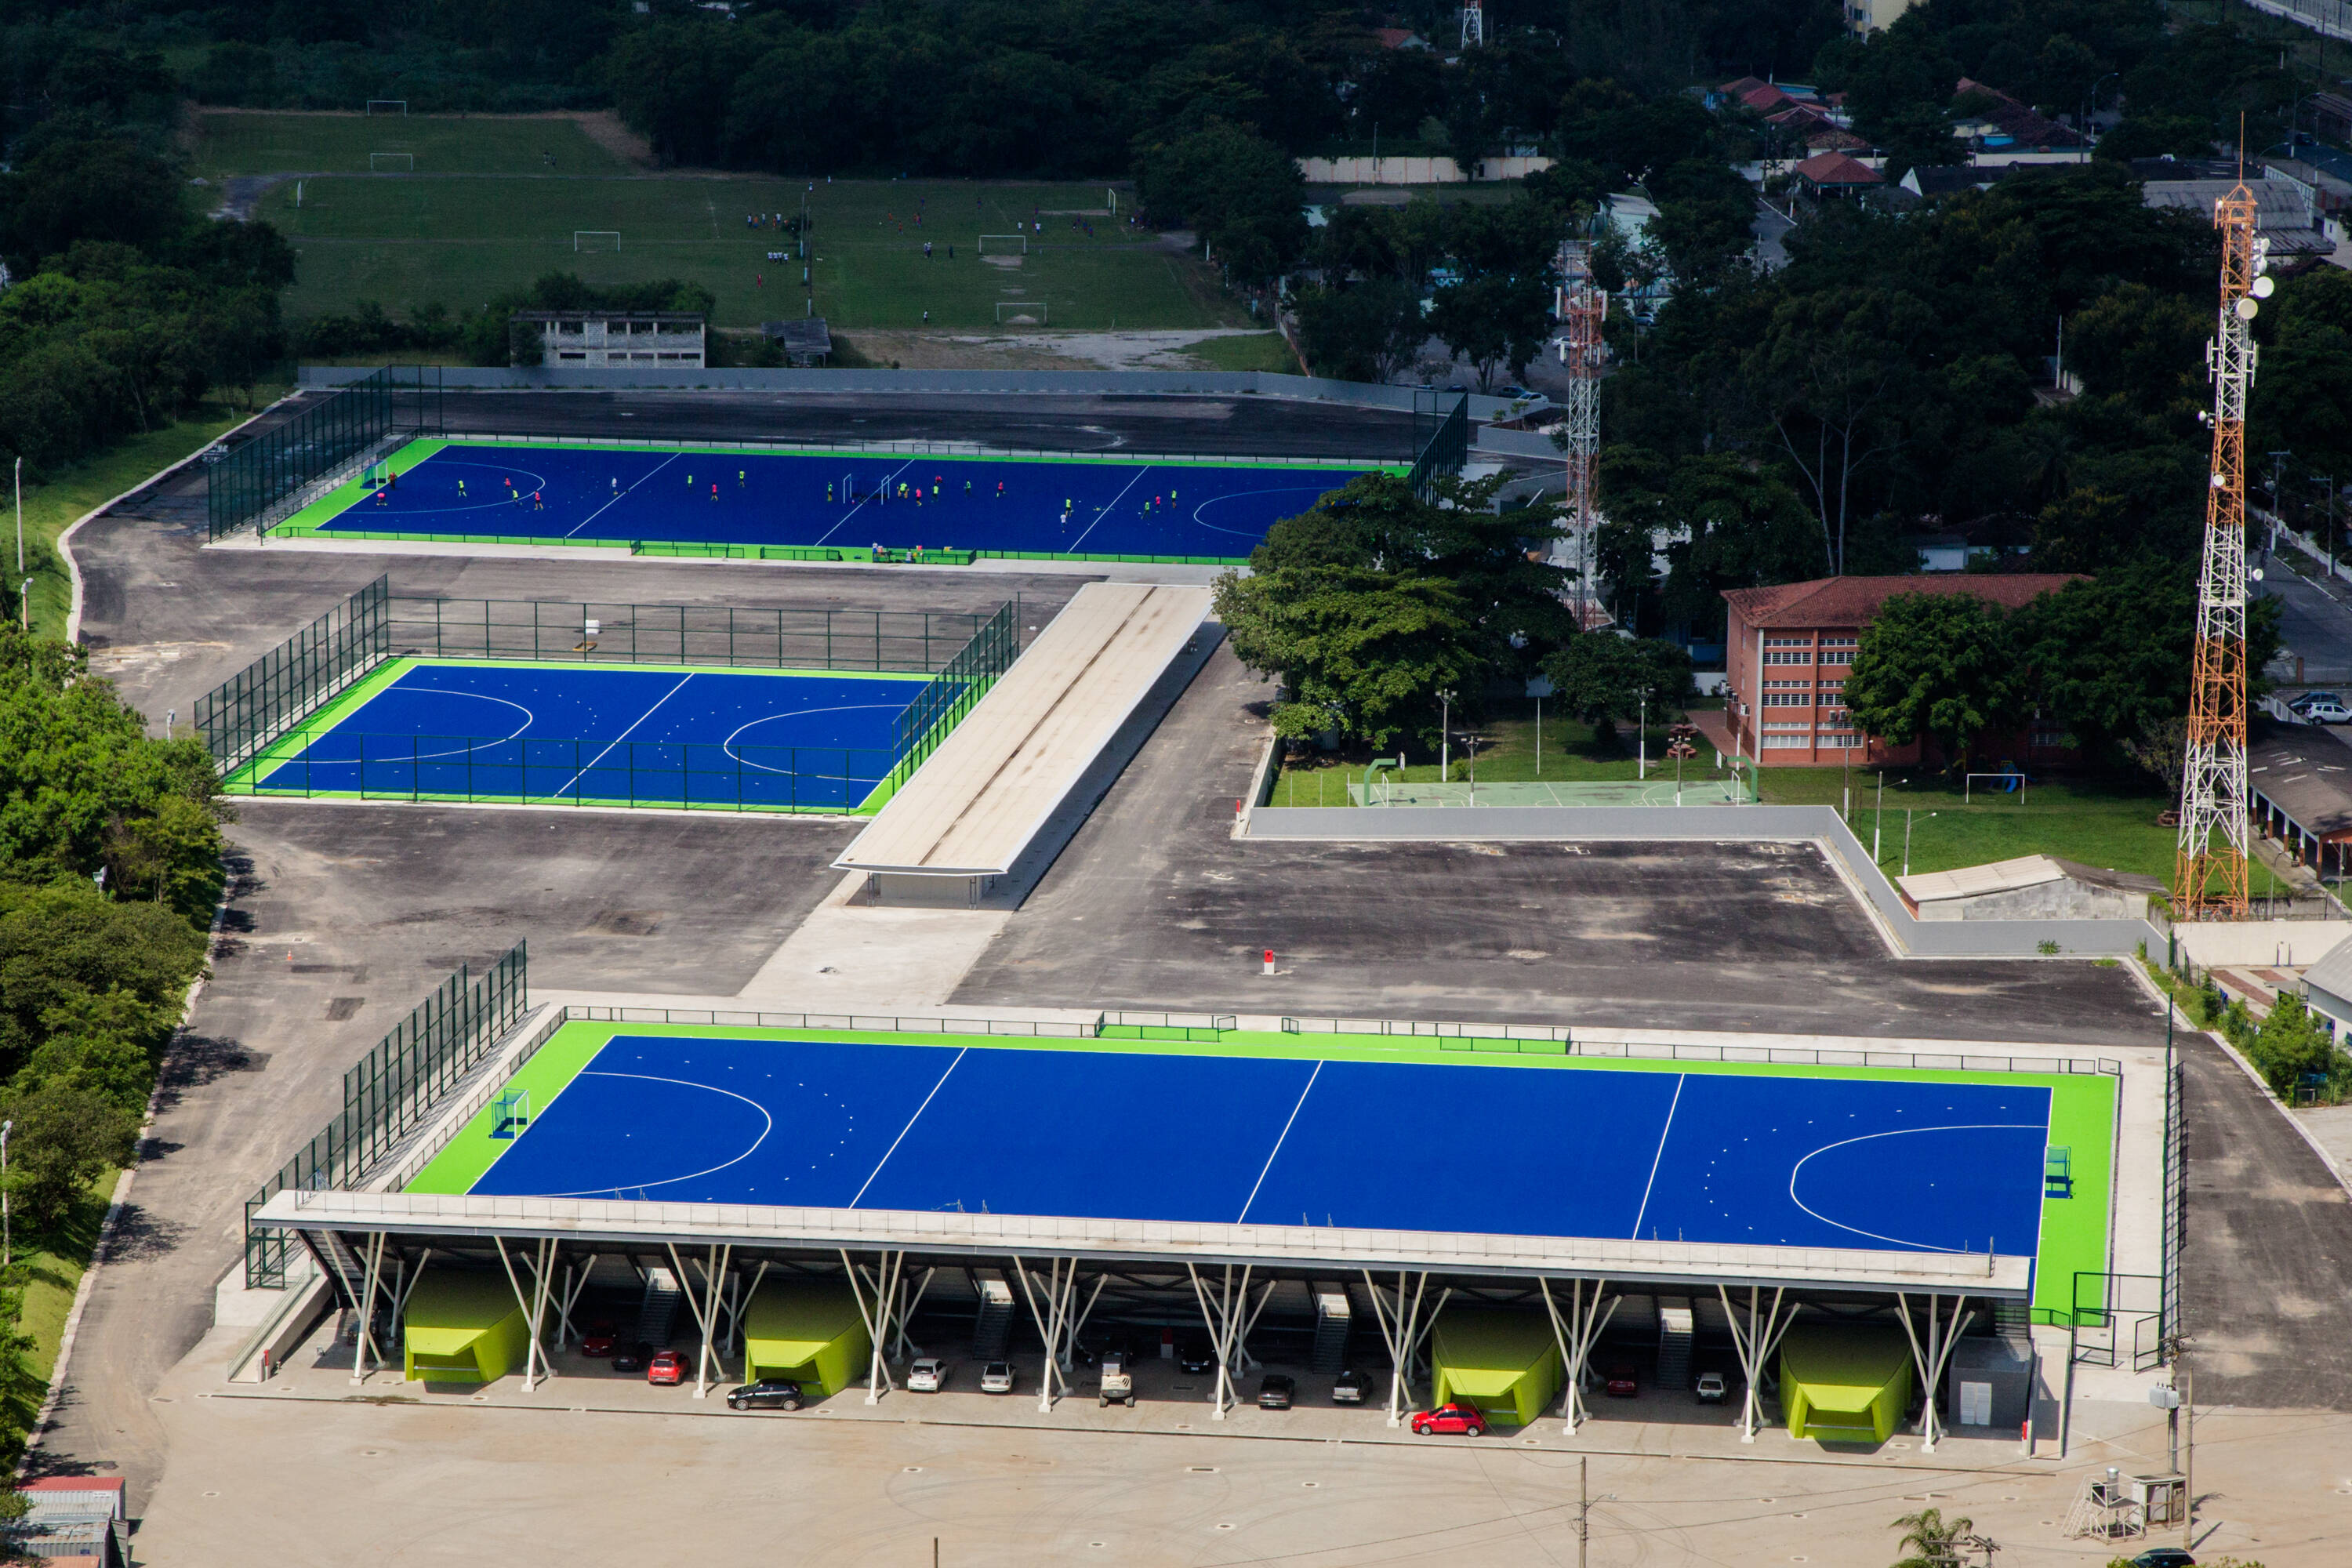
[2322,474,2338,578]
[1874,771,1885,863]
[1573,1456,1614,1568]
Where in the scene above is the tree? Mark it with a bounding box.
[1134,121,1308,286]
[1294,280,1422,383]
[1539,634,1694,747]
[0,1084,136,1228]
[2247,993,2343,1101]
[1889,1505,1984,1568]
[1427,274,1552,390]
[1843,593,2020,770]
[1215,471,1568,748]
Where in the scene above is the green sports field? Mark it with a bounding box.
[408,1018,2116,1325]
[194,110,637,178]
[204,112,1243,333]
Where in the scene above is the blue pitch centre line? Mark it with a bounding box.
[1067,463,1152,553]
[850,1047,967,1208]
[543,673,695,800]
[566,451,680,538]
[1238,1059,1323,1224]
[1628,1073,1686,1242]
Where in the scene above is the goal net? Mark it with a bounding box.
[369,152,414,172]
[574,231,622,253]
[977,234,1029,255]
[365,99,408,115]
[995,301,1048,324]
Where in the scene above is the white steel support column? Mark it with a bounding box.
[666,1241,731,1400]
[1013,1256,1081,1413]
[735,1261,772,1370]
[494,1236,560,1392]
[1187,1264,1255,1420]
[1538,1278,1617,1435]
[350,1232,389,1384]
[1362,1270,1450,1428]
[895,1267,937,1359]
[1894,1291,1973,1454]
[1719,1284,1795,1443]
[387,1247,431,1336]
[842,1249,911,1404]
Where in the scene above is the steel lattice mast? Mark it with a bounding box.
[2175,183,2267,920]
[1555,241,1607,624]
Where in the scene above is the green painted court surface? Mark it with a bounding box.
[410,1020,2115,1323]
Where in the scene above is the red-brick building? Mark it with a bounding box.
[1711,575,2082,767]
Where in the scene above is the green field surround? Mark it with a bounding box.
[407,1020,2118,1322]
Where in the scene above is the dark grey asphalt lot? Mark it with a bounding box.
[954,644,2169,1047]
[27,804,855,1504]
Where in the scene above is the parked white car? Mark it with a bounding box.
[979,1360,1015,1394]
[1695,1371,1728,1404]
[2306,699,2352,724]
[906,1356,948,1392]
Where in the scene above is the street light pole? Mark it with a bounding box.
[1903,810,1937,878]
[3,1118,14,1272]
[1874,771,1885,863]
[1439,689,1455,782]
[1638,688,1647,779]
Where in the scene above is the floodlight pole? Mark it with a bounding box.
[2,1118,13,1270]
[13,456,20,575]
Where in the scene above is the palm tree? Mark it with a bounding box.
[1889,1506,1973,1568]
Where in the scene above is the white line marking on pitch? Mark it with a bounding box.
[1629,1073,1686,1240]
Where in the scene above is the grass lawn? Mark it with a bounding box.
[15,1173,114,1394]
[14,397,286,641]
[1188,332,1300,372]
[258,172,1242,332]
[1761,765,2292,898]
[192,110,636,178]
[1272,701,1741,804]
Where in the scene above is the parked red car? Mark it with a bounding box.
[647,1349,686,1386]
[1410,1401,1486,1436]
[1604,1364,1638,1398]
[579,1319,619,1359]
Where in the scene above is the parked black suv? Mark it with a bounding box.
[726,1378,804,1411]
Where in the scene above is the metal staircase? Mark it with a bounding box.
[1655,1297,1693,1392]
[971,1269,1014,1358]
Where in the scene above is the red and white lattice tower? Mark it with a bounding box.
[2175,182,2270,920]
[1556,242,1608,624]
[1460,2,1486,48]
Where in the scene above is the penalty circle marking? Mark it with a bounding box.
[1787,1123,2045,1253]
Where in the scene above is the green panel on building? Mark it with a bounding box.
[1431,1308,1563,1428]
[1779,1323,1912,1444]
[742,1279,870,1397]
[402,1269,529,1384]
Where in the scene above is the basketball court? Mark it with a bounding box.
[277,437,1390,561]
[227,657,939,811]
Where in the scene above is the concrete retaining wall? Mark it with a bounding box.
[296,366,1525,423]
[2164,917,2351,969]
[1246,803,2165,959]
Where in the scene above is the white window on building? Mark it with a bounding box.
[557,350,587,360]
[1762,733,1813,748]
[1763,649,1813,665]
[1819,636,1857,666]
[2031,730,2067,750]
[1817,731,1863,750]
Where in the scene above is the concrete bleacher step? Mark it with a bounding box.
[636,1266,684,1347]
[971,1269,1015,1359]
[1656,1297,1694,1392]
[1309,1281,1352,1374]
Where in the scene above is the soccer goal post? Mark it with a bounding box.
[369,152,414,172]
[365,99,408,115]
[574,231,622,253]
[977,234,1029,255]
[995,301,1047,324]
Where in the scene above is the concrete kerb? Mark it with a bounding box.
[1243,804,2165,960]
[60,393,299,644]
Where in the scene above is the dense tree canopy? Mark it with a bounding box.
[1214,471,1569,749]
